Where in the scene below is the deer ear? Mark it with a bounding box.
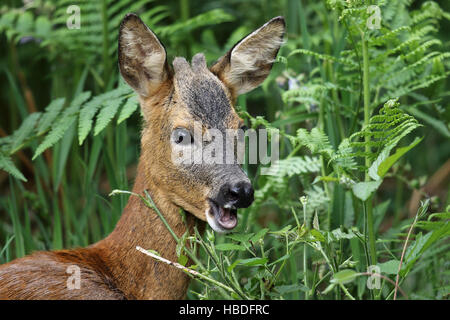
[211,16,285,96]
[118,13,169,97]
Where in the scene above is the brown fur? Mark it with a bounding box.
[0,14,285,300]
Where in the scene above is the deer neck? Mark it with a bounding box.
[94,154,199,300]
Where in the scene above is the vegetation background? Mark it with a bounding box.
[0,0,449,300]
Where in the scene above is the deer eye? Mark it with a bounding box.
[172,128,193,145]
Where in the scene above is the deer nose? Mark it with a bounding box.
[223,181,254,208]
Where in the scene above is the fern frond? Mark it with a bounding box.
[297,128,334,158]
[78,86,131,145]
[304,185,329,215]
[156,9,234,37]
[349,98,421,167]
[287,49,355,66]
[36,97,66,136]
[0,150,27,181]
[94,99,124,136]
[33,91,91,160]
[10,112,41,154]
[264,156,321,179]
[117,95,139,124]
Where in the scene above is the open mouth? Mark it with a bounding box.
[208,199,238,231]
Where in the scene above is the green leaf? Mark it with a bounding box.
[331,269,358,284]
[311,229,325,242]
[94,99,123,136]
[10,112,41,153]
[297,127,334,158]
[157,9,235,37]
[378,137,423,177]
[328,228,357,242]
[0,151,27,181]
[227,257,268,272]
[176,230,189,258]
[117,95,139,124]
[146,249,160,257]
[178,254,188,266]
[274,284,308,294]
[268,254,290,266]
[34,92,91,160]
[78,86,130,144]
[227,233,254,243]
[250,228,269,243]
[37,97,65,135]
[378,260,400,275]
[270,225,293,236]
[352,180,382,201]
[402,224,450,275]
[369,136,423,180]
[238,257,268,266]
[406,107,450,138]
[215,243,246,251]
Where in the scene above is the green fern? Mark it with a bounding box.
[297,128,334,158]
[10,112,41,154]
[117,96,139,124]
[33,91,91,160]
[36,98,66,136]
[94,99,124,136]
[0,151,27,182]
[78,86,132,144]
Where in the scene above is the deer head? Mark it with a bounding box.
[118,13,285,233]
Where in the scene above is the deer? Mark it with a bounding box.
[0,13,285,300]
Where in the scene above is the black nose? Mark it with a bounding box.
[220,181,254,208]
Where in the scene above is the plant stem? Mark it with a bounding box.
[362,36,378,299]
[136,246,236,294]
[302,199,309,300]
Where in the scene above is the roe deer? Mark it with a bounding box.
[0,13,285,300]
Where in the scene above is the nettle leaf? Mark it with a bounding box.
[352,180,382,201]
[33,92,91,160]
[0,151,27,181]
[227,233,254,243]
[215,243,246,251]
[250,228,269,243]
